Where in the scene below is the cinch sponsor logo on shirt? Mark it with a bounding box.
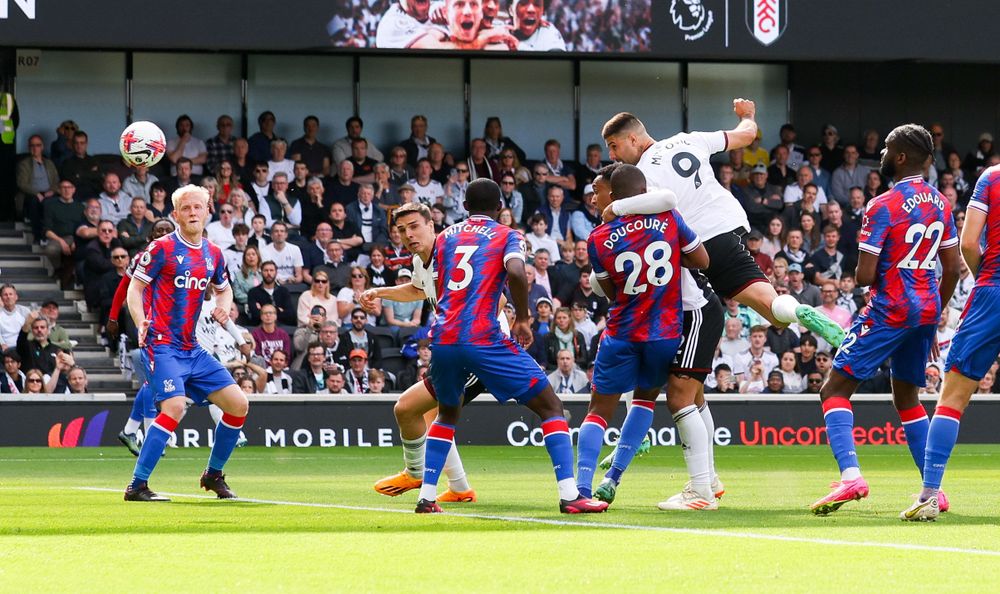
[174,271,210,290]
[48,411,109,447]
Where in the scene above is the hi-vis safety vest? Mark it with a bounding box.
[0,93,15,145]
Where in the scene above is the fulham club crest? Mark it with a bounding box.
[746,0,787,46]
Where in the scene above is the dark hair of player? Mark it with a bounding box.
[887,124,935,165]
[465,178,502,214]
[608,164,647,200]
[601,112,643,139]
[596,162,621,179]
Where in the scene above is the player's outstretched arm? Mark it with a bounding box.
[724,98,758,151]
[681,243,710,270]
[601,188,679,222]
[362,283,425,309]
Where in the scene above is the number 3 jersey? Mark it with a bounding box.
[588,211,701,341]
[432,215,524,346]
[858,175,958,328]
[132,231,230,350]
[637,131,750,241]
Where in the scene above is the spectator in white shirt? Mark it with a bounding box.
[0,285,31,351]
[260,222,304,285]
[526,214,560,259]
[166,114,208,176]
[735,325,780,377]
[206,203,238,250]
[264,349,294,394]
[267,138,296,182]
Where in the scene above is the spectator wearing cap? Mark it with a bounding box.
[963,132,995,180]
[35,301,72,354]
[786,262,820,307]
[761,370,785,394]
[745,230,774,278]
[345,348,375,394]
[741,163,784,230]
[548,349,590,394]
[1,349,25,394]
[382,269,423,330]
[570,184,601,241]
[815,349,833,381]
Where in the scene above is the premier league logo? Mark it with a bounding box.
[670,0,713,41]
[746,0,788,46]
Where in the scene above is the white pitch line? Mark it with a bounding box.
[75,487,1000,558]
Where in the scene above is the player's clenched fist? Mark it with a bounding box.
[733,98,756,120]
[359,289,380,313]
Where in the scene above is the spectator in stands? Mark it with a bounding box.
[943,151,971,199]
[465,138,494,182]
[338,268,380,325]
[308,321,349,373]
[1,349,25,393]
[716,162,747,205]
[964,133,995,179]
[287,161,311,204]
[743,129,769,169]
[783,166,829,207]
[146,182,172,220]
[765,310,800,356]
[760,216,785,259]
[805,226,845,283]
[252,303,292,363]
[98,173,129,226]
[949,257,974,317]
[831,145,869,204]
[847,187,866,227]
[342,309,379,364]
[773,123,806,171]
[742,163,784,229]
[369,369,388,394]
[325,368,348,395]
[23,369,46,394]
[558,263,607,325]
[247,162,271,209]
[59,131,102,199]
[818,124,844,173]
[531,248,557,298]
[525,214,560,262]
[739,359,766,394]
[43,180,85,288]
[292,343,329,394]
[247,261,295,326]
[348,184,390,253]
[539,186,572,243]
[314,239,352,293]
[205,115,236,176]
[347,138,378,184]
[407,158,445,207]
[231,245,262,311]
[928,123,956,173]
[326,159,360,207]
[540,139,576,193]
[803,371,824,394]
[249,111,277,164]
[295,178,327,241]
[50,120,77,166]
[815,280,853,331]
[328,202,364,263]
[728,148,750,186]
[803,145,831,195]
[498,174,524,223]
[289,115,333,176]
[345,349,376,394]
[570,185,600,241]
[17,134,59,239]
[815,350,833,380]
[919,363,942,396]
[442,165,470,223]
[400,115,436,167]
[372,164,400,212]
[387,146,414,187]
[366,246,396,288]
[719,317,748,358]
[116,197,150,255]
[745,230,773,277]
[381,268,422,330]
[770,255,789,286]
[260,172,302,228]
[263,349,294,394]
[215,160,242,205]
[836,272,863,317]
[767,145,796,188]
[83,220,121,309]
[797,334,819,374]
[260,222,303,285]
[544,307,587,370]
[798,211,821,253]
[50,356,85,394]
[977,370,996,395]
[862,169,886,203]
[297,271,338,327]
[230,137,254,186]
[166,114,208,176]
[333,116,383,165]
[495,148,530,187]
[17,312,66,378]
[384,226,411,270]
[428,143,453,185]
[822,201,857,259]
[482,116,525,162]
[163,158,199,198]
[786,262,820,307]
[710,364,738,394]
[237,376,257,395]
[99,246,129,326]
[205,203,237,251]
[518,164,549,225]
[761,370,785,394]
[739,323,779,375]
[0,285,32,354]
[122,164,157,203]
[548,349,589,394]
[570,301,597,345]
[432,204,449,233]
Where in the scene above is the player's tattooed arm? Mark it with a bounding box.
[602,189,679,222]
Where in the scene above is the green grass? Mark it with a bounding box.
[2,444,999,593]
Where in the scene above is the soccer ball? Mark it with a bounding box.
[119,121,166,168]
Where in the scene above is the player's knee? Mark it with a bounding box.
[159,397,187,420]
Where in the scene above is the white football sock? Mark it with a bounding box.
[444,444,471,492]
[674,404,712,499]
[841,467,862,481]
[142,417,154,433]
[557,477,579,501]
[209,404,223,425]
[699,402,717,481]
[123,418,141,434]
[418,482,438,502]
[402,436,426,479]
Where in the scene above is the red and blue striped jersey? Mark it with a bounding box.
[967,165,1000,288]
[132,231,230,350]
[588,211,700,341]
[857,175,958,328]
[431,215,525,346]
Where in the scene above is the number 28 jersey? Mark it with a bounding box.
[636,131,750,241]
[432,215,525,346]
[589,211,701,341]
[858,175,958,328]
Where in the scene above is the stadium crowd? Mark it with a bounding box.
[6,112,997,396]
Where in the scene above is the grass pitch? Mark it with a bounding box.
[2,444,999,593]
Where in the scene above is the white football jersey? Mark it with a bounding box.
[375,3,437,48]
[680,269,708,312]
[516,24,566,51]
[636,131,750,242]
[409,249,509,335]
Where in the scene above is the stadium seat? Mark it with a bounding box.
[396,325,420,347]
[368,326,396,353]
[379,348,408,378]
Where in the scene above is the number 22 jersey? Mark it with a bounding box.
[588,211,701,342]
[857,175,958,328]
